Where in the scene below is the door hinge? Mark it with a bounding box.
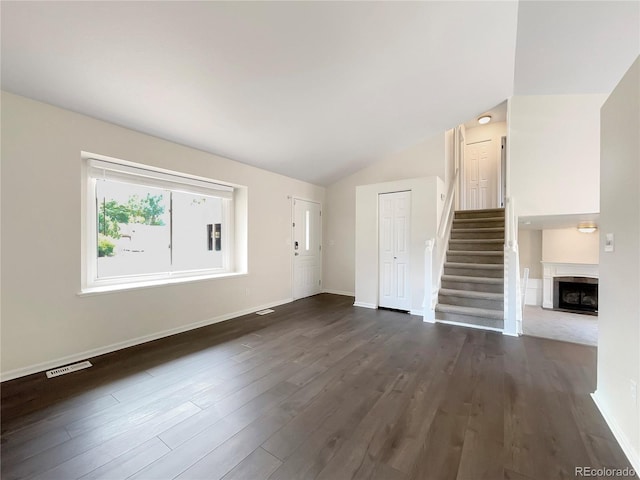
[318,279,321,285]
[292,222,295,227]
[319,245,322,251]
[320,211,322,216]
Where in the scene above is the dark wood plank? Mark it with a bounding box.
[77,437,170,480]
[221,447,282,480]
[0,294,633,480]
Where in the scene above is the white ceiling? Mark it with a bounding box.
[1,1,638,185]
[514,1,640,95]
[463,101,508,131]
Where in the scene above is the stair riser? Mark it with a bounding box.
[438,295,504,310]
[447,253,504,264]
[435,311,504,329]
[451,231,504,240]
[453,220,504,229]
[449,242,503,251]
[455,210,505,220]
[441,280,503,294]
[444,266,503,278]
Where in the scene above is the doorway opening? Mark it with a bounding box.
[458,101,507,211]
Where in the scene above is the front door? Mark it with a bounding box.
[292,199,322,300]
[378,191,411,311]
[464,140,498,209]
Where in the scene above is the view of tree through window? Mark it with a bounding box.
[96,180,171,278]
[85,157,234,288]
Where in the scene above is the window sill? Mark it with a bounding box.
[78,271,247,296]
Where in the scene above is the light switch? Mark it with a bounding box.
[604,233,614,252]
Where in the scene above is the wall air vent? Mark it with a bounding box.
[46,361,93,378]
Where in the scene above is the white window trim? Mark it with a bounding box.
[81,152,246,294]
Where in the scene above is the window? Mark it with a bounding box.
[83,155,244,292]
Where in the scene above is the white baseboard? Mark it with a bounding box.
[322,289,355,297]
[353,301,377,309]
[435,319,503,333]
[423,309,436,323]
[0,297,293,383]
[591,391,640,473]
[409,309,424,317]
[502,330,520,337]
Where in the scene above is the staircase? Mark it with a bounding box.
[435,208,505,329]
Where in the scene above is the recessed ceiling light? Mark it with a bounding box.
[478,115,491,125]
[578,224,597,233]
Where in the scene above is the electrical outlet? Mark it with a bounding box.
[631,380,637,404]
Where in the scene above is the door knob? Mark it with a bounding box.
[394,256,397,259]
[295,252,299,256]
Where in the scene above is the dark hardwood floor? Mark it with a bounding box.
[1,294,633,479]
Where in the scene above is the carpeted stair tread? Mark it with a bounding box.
[445,262,503,270]
[441,275,503,284]
[439,288,503,300]
[447,251,504,256]
[452,227,505,233]
[456,208,505,214]
[453,217,504,223]
[450,238,503,244]
[435,304,504,319]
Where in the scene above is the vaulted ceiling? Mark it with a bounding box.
[2,1,638,185]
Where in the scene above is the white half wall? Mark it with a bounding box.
[1,92,325,380]
[523,278,542,306]
[354,177,441,315]
[596,57,640,471]
[509,94,607,217]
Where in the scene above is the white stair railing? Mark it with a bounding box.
[423,239,435,322]
[504,197,522,335]
[521,267,530,312]
[424,170,459,323]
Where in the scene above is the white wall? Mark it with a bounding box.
[465,121,507,145]
[1,92,325,380]
[323,132,447,295]
[509,94,607,217]
[518,229,542,277]
[354,177,441,315]
[541,228,599,264]
[518,228,543,305]
[595,57,639,471]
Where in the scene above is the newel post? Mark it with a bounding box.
[424,239,435,323]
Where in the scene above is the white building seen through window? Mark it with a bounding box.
[83,155,242,291]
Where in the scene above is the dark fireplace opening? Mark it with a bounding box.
[553,276,598,315]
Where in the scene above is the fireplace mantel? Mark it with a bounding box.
[541,262,599,309]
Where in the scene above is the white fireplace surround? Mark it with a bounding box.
[542,262,599,309]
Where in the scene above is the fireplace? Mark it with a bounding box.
[553,276,598,315]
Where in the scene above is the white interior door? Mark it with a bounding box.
[378,191,411,311]
[292,199,322,300]
[464,140,498,209]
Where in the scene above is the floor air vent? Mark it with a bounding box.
[46,361,92,378]
[255,309,275,315]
